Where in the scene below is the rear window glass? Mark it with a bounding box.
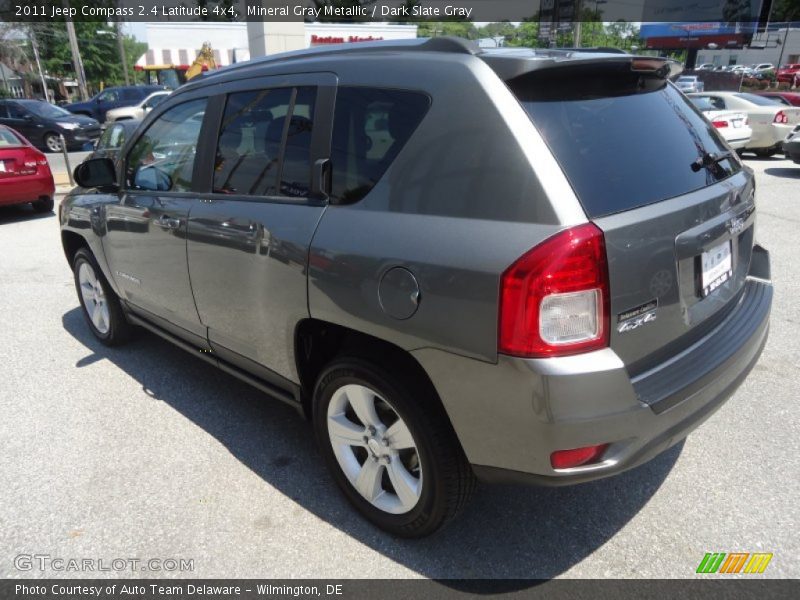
[510,68,741,218]
[0,128,23,146]
[734,93,782,106]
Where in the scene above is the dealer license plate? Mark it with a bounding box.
[701,240,733,297]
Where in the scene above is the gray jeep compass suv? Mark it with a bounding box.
[61,38,772,537]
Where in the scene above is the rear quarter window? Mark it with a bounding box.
[330,87,429,204]
[510,70,741,218]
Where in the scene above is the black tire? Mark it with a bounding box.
[44,132,62,153]
[313,358,475,537]
[72,248,132,346]
[753,148,777,158]
[31,196,54,213]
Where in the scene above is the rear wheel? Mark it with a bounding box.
[313,358,475,537]
[73,248,132,345]
[44,133,62,153]
[31,196,54,213]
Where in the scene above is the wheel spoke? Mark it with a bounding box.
[354,458,384,502]
[92,304,105,331]
[384,419,415,450]
[328,414,367,447]
[386,460,420,511]
[346,386,381,429]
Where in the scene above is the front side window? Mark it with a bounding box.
[213,86,316,198]
[126,98,207,192]
[99,124,125,150]
[330,87,429,204]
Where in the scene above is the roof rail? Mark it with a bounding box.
[196,36,479,83]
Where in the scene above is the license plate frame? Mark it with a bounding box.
[701,239,733,297]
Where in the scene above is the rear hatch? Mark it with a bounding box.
[504,58,756,372]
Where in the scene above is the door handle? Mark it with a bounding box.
[157,215,181,230]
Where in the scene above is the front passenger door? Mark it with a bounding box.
[103,97,208,344]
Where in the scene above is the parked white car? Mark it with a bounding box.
[696,63,715,71]
[688,96,752,150]
[676,75,705,93]
[687,92,800,156]
[751,63,776,73]
[104,91,171,124]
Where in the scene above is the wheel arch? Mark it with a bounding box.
[294,319,450,425]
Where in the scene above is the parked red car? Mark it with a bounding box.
[776,64,800,84]
[756,91,800,107]
[0,125,55,213]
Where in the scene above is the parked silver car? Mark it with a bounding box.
[61,39,772,537]
[676,75,705,93]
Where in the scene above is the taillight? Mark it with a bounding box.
[774,110,789,124]
[712,120,728,128]
[498,223,609,358]
[551,444,609,469]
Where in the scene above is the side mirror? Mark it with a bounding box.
[22,114,34,121]
[74,158,117,191]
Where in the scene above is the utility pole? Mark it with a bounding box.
[29,29,49,102]
[116,12,129,85]
[63,1,89,100]
[573,1,583,48]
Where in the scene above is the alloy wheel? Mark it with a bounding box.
[78,262,110,334]
[326,384,423,514]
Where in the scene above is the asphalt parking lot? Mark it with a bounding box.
[0,156,798,581]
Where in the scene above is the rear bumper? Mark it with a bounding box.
[414,246,772,486]
[748,123,793,150]
[0,173,56,205]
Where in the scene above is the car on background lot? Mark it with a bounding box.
[60,39,771,537]
[676,75,705,93]
[776,63,800,84]
[0,99,101,152]
[0,124,55,213]
[756,91,800,107]
[688,91,800,156]
[782,126,800,163]
[696,63,715,71]
[751,63,776,73]
[105,91,171,124]
[65,85,167,123]
[86,119,141,163]
[688,96,751,150]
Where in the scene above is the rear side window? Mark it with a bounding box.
[510,69,741,218]
[126,98,207,192]
[330,87,429,204]
[214,86,316,198]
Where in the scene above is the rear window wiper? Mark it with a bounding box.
[691,151,733,172]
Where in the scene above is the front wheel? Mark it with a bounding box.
[313,358,475,537]
[44,133,63,153]
[73,248,132,345]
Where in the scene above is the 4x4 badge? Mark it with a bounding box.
[618,311,657,333]
[617,299,658,333]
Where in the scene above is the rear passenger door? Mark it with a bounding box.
[186,74,335,384]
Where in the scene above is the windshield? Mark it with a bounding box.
[734,93,782,106]
[21,101,73,119]
[677,77,696,82]
[510,70,740,218]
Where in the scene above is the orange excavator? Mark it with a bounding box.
[185,42,217,81]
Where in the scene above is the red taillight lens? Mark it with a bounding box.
[550,444,609,469]
[498,223,609,358]
[774,111,789,124]
[712,120,728,128]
